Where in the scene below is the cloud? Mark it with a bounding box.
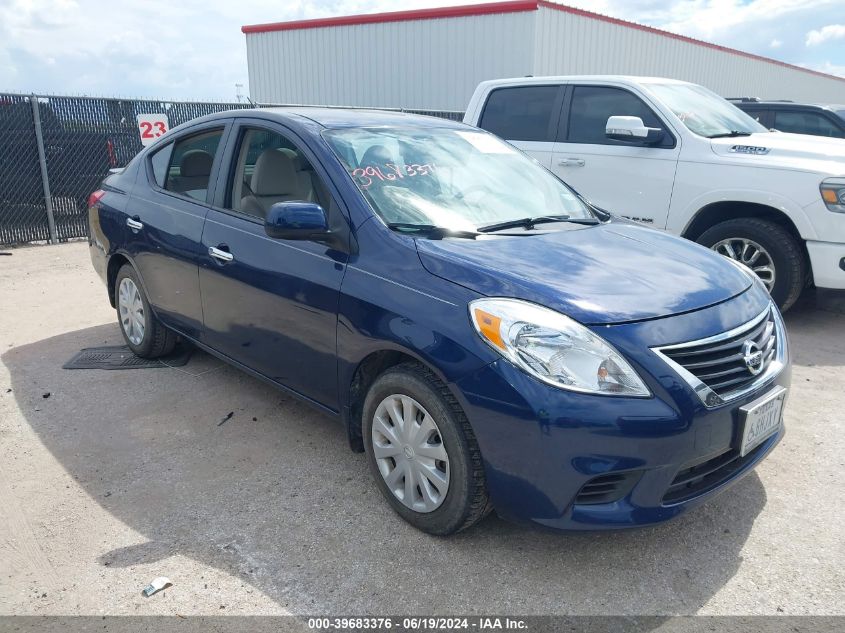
[0,1,843,99]
[806,24,845,46]
[566,0,845,79]
[0,0,461,100]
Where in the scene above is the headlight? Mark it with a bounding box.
[469,298,650,397]
[820,178,845,213]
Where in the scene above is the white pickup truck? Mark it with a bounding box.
[464,76,845,310]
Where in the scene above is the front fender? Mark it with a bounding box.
[672,188,817,241]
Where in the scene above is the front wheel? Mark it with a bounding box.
[696,218,806,312]
[114,264,176,358]
[362,363,490,535]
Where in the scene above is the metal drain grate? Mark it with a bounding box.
[63,345,192,370]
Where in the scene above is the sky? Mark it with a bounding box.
[0,0,843,101]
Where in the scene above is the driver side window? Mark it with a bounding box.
[567,86,673,147]
[228,128,331,220]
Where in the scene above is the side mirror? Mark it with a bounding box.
[605,116,665,145]
[265,201,329,240]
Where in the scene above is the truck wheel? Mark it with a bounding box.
[697,218,805,312]
[114,264,176,358]
[362,362,491,535]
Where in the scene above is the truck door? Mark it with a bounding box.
[551,85,680,229]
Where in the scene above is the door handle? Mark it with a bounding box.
[557,158,585,167]
[126,217,143,231]
[208,246,234,263]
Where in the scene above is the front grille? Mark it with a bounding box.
[574,471,641,505]
[654,306,781,406]
[662,442,768,504]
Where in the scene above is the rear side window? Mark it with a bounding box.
[150,143,173,188]
[161,129,224,201]
[478,86,560,142]
[567,86,672,147]
[773,111,844,138]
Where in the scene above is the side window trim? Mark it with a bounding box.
[143,120,232,205]
[562,85,677,149]
[556,84,573,142]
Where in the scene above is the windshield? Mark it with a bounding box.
[323,127,592,232]
[647,83,768,138]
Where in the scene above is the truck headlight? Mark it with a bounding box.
[469,298,650,397]
[820,178,845,213]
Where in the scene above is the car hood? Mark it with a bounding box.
[710,132,845,173]
[415,221,752,325]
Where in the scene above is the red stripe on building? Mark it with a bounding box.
[536,1,845,83]
[241,0,845,84]
[241,1,537,34]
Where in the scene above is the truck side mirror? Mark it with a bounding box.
[606,116,665,145]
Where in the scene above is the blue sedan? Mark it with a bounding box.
[87,108,790,534]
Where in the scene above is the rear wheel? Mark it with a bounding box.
[696,218,806,312]
[362,363,490,535]
[114,264,176,358]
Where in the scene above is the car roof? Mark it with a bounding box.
[734,101,845,112]
[477,75,693,88]
[187,106,467,130]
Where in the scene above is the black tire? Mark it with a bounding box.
[362,362,491,535]
[114,264,176,358]
[696,218,806,312]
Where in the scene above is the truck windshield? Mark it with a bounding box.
[323,127,592,233]
[647,83,768,139]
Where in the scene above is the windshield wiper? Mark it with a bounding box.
[707,130,753,138]
[386,223,478,239]
[477,215,599,233]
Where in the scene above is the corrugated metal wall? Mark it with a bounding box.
[245,6,845,110]
[533,7,845,103]
[246,12,535,110]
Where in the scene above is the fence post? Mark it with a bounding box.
[30,95,58,244]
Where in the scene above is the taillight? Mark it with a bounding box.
[88,190,105,208]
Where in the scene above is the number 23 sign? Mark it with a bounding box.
[136,114,169,147]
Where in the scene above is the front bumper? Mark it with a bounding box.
[451,286,791,530]
[806,240,845,290]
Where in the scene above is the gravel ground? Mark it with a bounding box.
[0,242,843,617]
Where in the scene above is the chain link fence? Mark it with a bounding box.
[0,93,464,246]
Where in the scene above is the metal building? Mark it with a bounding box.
[242,0,845,111]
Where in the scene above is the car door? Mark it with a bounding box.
[475,85,564,167]
[198,119,350,410]
[125,122,230,339]
[551,85,680,228]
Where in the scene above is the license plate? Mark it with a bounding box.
[738,386,787,456]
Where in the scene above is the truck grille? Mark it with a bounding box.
[652,305,783,407]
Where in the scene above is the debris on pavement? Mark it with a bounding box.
[42,392,51,399]
[217,411,234,426]
[141,577,172,597]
